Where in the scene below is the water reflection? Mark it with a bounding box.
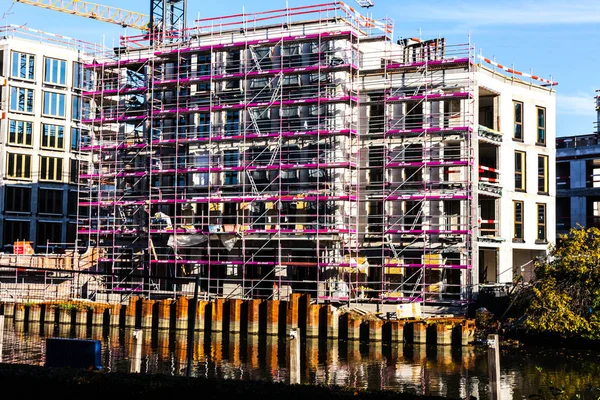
[2,320,600,400]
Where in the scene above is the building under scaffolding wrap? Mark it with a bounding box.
[78,2,556,308]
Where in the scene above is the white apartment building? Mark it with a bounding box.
[0,26,92,253]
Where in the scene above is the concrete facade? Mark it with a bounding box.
[0,27,90,252]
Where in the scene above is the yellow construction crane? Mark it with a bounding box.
[13,0,186,44]
[13,0,150,31]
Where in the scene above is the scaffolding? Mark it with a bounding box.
[78,2,475,306]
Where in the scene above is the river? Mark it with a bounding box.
[1,319,599,400]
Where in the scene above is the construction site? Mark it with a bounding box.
[0,1,556,312]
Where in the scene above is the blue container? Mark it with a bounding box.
[45,338,102,370]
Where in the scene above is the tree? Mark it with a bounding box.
[520,227,600,340]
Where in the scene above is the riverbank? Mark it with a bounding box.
[0,363,459,400]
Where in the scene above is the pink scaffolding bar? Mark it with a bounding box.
[153,30,357,57]
[386,91,472,103]
[81,161,354,179]
[384,262,472,270]
[153,63,358,86]
[84,57,150,69]
[152,95,358,116]
[385,229,471,235]
[386,160,470,168]
[79,194,357,207]
[385,194,470,201]
[80,128,357,151]
[83,86,147,97]
[385,57,471,71]
[385,126,472,136]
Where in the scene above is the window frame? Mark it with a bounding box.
[41,123,65,150]
[42,90,67,118]
[3,220,31,247]
[39,155,64,182]
[4,186,32,214]
[8,119,33,147]
[38,188,64,215]
[9,86,35,114]
[537,154,549,194]
[11,51,35,80]
[536,106,546,145]
[43,56,67,86]
[536,203,547,243]
[515,151,526,192]
[513,100,523,141]
[6,152,32,180]
[513,200,524,242]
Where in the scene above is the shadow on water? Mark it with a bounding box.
[3,319,600,400]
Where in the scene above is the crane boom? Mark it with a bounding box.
[14,0,150,31]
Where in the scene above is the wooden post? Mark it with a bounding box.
[487,333,501,400]
[288,328,301,385]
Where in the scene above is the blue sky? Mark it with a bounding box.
[4,0,599,137]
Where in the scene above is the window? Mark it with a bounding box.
[198,113,210,137]
[515,151,526,191]
[42,123,65,149]
[3,220,30,247]
[11,51,35,80]
[537,203,546,242]
[36,221,62,248]
[40,156,63,181]
[70,159,79,183]
[5,186,31,213]
[73,62,94,90]
[223,150,239,185]
[536,106,546,145]
[71,127,81,151]
[68,190,78,216]
[6,153,31,179]
[44,57,67,85]
[72,95,81,120]
[43,91,66,118]
[538,155,549,194]
[9,87,34,113]
[513,100,523,140]
[225,110,240,136]
[38,188,63,215]
[8,120,33,146]
[514,201,524,241]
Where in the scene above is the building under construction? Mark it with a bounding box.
[78,2,556,308]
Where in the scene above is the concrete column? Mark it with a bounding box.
[229,299,243,333]
[436,323,452,345]
[157,328,169,359]
[288,328,301,385]
[413,322,427,344]
[3,302,15,318]
[44,304,56,325]
[91,304,106,326]
[286,293,301,333]
[130,329,143,373]
[109,303,121,327]
[14,303,25,323]
[28,304,41,325]
[211,298,224,332]
[266,300,280,336]
[306,304,320,338]
[157,300,171,330]
[347,316,361,340]
[326,305,339,339]
[246,299,261,334]
[125,296,139,328]
[368,319,383,341]
[141,299,155,329]
[195,300,208,331]
[175,296,189,331]
[571,196,587,232]
[390,321,404,343]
